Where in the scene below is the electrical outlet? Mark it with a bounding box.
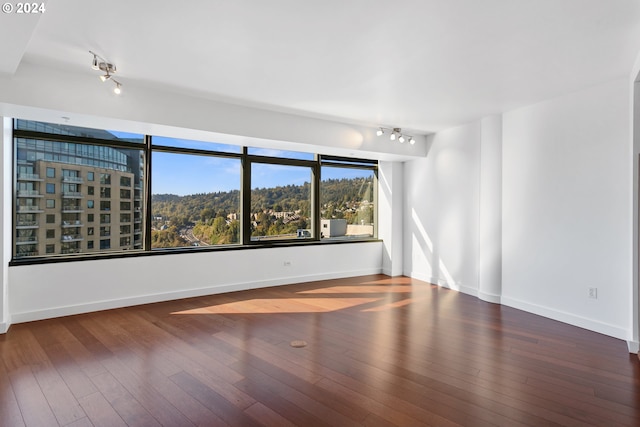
[283,261,292,267]
[588,287,598,299]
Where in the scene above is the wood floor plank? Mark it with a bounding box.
[0,274,639,426]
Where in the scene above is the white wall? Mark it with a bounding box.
[0,118,11,333]
[403,122,481,295]
[9,242,382,324]
[379,161,404,276]
[502,78,631,340]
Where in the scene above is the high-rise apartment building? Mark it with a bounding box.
[14,120,144,258]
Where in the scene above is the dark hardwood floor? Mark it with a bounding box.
[1,274,639,426]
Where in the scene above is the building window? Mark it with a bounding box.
[46,244,55,254]
[46,229,55,239]
[120,176,131,187]
[249,162,312,242]
[320,161,377,240]
[150,142,241,248]
[12,120,376,261]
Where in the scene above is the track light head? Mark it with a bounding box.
[409,137,415,145]
[91,54,99,70]
[99,73,111,82]
[376,128,384,136]
[399,135,405,143]
[389,132,396,141]
[113,82,122,95]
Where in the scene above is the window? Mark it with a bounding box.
[12,120,376,261]
[46,244,55,254]
[151,147,241,249]
[320,162,376,239]
[249,162,312,242]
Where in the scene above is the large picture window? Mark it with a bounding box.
[12,120,377,261]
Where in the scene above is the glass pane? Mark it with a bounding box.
[248,147,315,161]
[152,135,241,154]
[151,152,241,249]
[15,120,144,143]
[14,134,144,258]
[320,166,375,239]
[251,163,312,241]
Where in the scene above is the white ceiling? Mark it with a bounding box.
[3,0,640,134]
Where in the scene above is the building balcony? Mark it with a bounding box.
[62,176,83,183]
[17,190,42,198]
[61,248,82,254]
[62,192,83,198]
[62,220,83,228]
[134,218,142,224]
[17,174,43,181]
[61,234,83,242]
[17,206,44,213]
[16,236,38,244]
[16,221,39,228]
[61,206,83,213]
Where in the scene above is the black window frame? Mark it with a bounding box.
[10,120,379,265]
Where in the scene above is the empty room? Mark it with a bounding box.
[1,1,640,426]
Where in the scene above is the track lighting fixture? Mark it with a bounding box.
[376,127,416,145]
[89,50,122,95]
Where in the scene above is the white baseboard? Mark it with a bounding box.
[9,268,383,326]
[627,340,639,354]
[502,296,628,341]
[478,290,501,304]
[0,321,9,334]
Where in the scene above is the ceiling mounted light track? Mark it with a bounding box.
[89,50,122,95]
[376,127,415,145]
